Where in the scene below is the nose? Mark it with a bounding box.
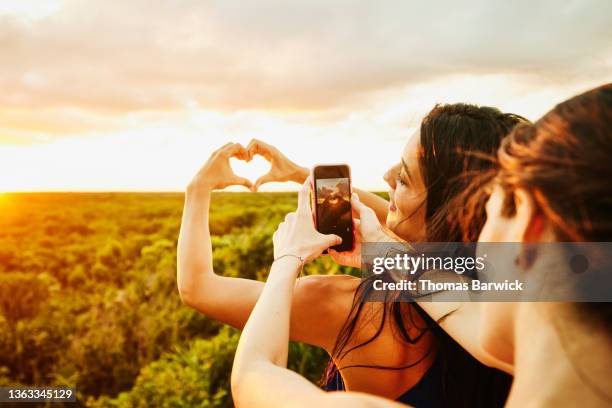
[383,168,396,189]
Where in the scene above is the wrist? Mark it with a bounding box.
[290,165,309,183]
[186,181,214,197]
[270,255,303,279]
[274,245,310,262]
[274,253,305,265]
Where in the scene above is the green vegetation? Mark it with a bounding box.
[0,192,362,406]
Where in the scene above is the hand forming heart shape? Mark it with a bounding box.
[230,139,309,192]
[188,140,308,193]
[229,154,272,189]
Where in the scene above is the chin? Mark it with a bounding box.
[386,215,404,237]
[385,216,393,229]
[386,210,400,227]
[386,216,399,233]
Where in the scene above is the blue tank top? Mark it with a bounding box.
[324,357,443,407]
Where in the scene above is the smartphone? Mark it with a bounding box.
[311,164,354,252]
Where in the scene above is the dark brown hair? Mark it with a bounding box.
[324,103,529,407]
[420,104,528,241]
[496,84,612,242]
[493,84,612,336]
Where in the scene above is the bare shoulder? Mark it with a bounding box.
[294,274,361,315]
[295,274,362,316]
[296,274,361,295]
[289,274,361,350]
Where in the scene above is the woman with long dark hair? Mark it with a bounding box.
[230,83,612,407]
[178,104,526,406]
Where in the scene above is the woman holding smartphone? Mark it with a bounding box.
[231,84,612,407]
[178,104,525,406]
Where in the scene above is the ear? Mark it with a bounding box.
[513,189,543,242]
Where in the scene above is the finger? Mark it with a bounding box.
[328,249,351,266]
[351,193,377,223]
[223,143,249,160]
[230,176,253,190]
[297,177,311,213]
[246,139,273,161]
[253,172,275,191]
[353,218,363,238]
[328,248,344,259]
[328,248,340,262]
[245,139,258,160]
[212,142,233,157]
[323,234,343,248]
[351,195,360,220]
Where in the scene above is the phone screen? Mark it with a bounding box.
[313,165,354,252]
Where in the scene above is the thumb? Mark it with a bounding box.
[322,234,342,248]
[253,172,274,191]
[328,248,342,263]
[230,176,253,190]
[351,193,378,224]
[353,218,362,235]
[297,177,312,213]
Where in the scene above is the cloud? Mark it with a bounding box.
[0,107,124,144]
[0,0,610,117]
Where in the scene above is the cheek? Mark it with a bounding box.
[394,186,421,217]
[387,185,427,241]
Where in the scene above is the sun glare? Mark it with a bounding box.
[0,0,63,21]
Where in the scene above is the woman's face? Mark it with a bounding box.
[384,133,427,242]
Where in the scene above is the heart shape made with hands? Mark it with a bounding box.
[229,154,272,190]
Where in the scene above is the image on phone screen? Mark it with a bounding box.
[314,173,353,252]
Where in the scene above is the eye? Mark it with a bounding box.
[396,172,407,187]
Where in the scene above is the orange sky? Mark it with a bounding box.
[1,0,611,191]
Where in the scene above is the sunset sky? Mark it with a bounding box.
[1,0,611,191]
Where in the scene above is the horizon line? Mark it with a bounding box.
[1,190,386,194]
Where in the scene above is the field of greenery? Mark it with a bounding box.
[0,192,361,407]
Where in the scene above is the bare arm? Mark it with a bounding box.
[178,140,385,347]
[352,187,390,224]
[177,142,353,350]
[231,184,405,408]
[177,186,257,328]
[233,358,406,408]
[416,299,513,373]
